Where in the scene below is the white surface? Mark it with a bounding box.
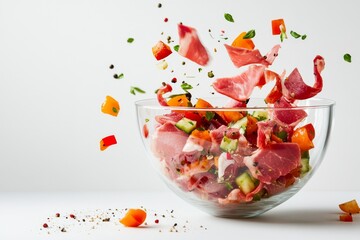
[1,0,360,191]
[0,190,360,239]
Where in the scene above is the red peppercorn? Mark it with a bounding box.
[164,18,168,22]
[43,223,48,228]
[155,219,159,224]
[55,213,60,217]
[171,77,177,83]
[70,214,76,219]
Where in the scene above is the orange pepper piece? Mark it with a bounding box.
[291,125,314,151]
[191,129,211,142]
[120,208,147,227]
[167,94,190,107]
[101,95,120,117]
[231,32,255,50]
[339,199,360,214]
[271,19,286,35]
[195,98,214,117]
[221,111,244,124]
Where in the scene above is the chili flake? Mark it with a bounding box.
[171,77,177,83]
[164,18,168,22]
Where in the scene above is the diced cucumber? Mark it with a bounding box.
[230,116,247,135]
[252,110,268,121]
[175,117,197,134]
[220,136,238,153]
[301,157,311,176]
[235,171,257,194]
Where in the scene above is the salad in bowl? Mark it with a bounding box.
[136,21,335,217]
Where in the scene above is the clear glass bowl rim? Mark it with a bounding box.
[135,97,335,111]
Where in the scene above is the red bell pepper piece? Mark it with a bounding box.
[100,135,117,151]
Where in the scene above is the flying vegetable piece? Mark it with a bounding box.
[101,95,120,117]
[120,208,147,227]
[271,19,286,35]
[100,135,117,151]
[231,32,255,50]
[339,214,353,222]
[152,41,172,60]
[339,199,360,214]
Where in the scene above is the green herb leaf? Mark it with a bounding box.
[127,38,134,43]
[198,68,202,72]
[205,111,215,121]
[224,13,234,23]
[276,131,288,141]
[301,34,307,40]
[280,31,286,42]
[181,82,193,92]
[290,31,301,39]
[145,118,150,123]
[130,86,146,95]
[173,45,179,52]
[112,107,118,113]
[243,29,256,39]
[344,53,352,63]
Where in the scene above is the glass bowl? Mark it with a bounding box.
[136,97,335,218]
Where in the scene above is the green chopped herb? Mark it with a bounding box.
[112,107,118,113]
[243,29,256,39]
[301,34,307,40]
[276,131,288,141]
[280,31,286,42]
[205,111,215,121]
[344,53,352,63]
[173,45,179,52]
[145,118,150,123]
[127,38,134,43]
[113,73,124,79]
[181,82,193,92]
[224,181,233,190]
[198,68,202,72]
[224,13,234,23]
[130,86,146,95]
[207,71,214,78]
[290,31,301,39]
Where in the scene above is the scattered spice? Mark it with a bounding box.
[207,70,215,78]
[70,214,76,219]
[102,218,110,222]
[182,61,186,65]
[171,77,177,83]
[55,213,60,218]
[113,73,124,79]
[61,227,67,232]
[155,219,159,224]
[164,17,168,22]
[43,223,48,228]
[158,3,162,8]
[109,64,114,69]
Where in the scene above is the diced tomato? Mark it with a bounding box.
[302,123,315,140]
[152,41,172,60]
[339,214,353,222]
[231,32,255,50]
[143,124,149,138]
[271,19,286,35]
[100,135,117,151]
[339,199,360,214]
[291,125,314,151]
[184,112,203,126]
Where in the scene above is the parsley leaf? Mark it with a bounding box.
[224,13,234,23]
[130,86,146,95]
[205,111,215,121]
[243,29,256,39]
[173,45,179,52]
[344,53,352,63]
[127,38,134,43]
[290,31,301,39]
[181,82,193,92]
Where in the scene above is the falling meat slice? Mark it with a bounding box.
[178,24,210,66]
[273,96,307,127]
[244,143,301,184]
[283,55,325,100]
[224,44,281,68]
[213,65,265,102]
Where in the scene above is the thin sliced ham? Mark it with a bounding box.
[213,65,265,101]
[156,83,172,106]
[244,143,301,184]
[155,112,184,125]
[178,24,209,66]
[273,96,307,127]
[283,55,325,100]
[224,44,280,68]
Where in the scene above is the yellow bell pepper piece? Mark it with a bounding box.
[101,95,120,117]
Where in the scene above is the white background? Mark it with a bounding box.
[0,0,359,192]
